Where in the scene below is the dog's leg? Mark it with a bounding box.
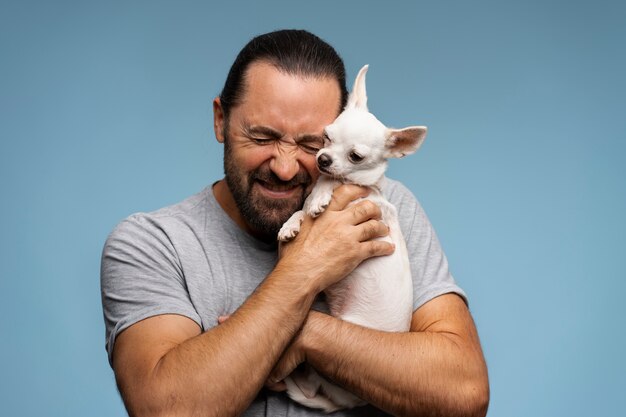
[285,368,345,413]
[304,177,337,217]
[370,195,397,228]
[278,210,305,241]
[288,364,322,399]
[319,378,367,410]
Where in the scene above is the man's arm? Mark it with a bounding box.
[113,272,315,417]
[109,185,394,417]
[270,294,489,417]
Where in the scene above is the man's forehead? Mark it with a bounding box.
[244,60,337,84]
[241,61,342,110]
[225,61,341,139]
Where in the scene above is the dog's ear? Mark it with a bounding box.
[346,65,369,111]
[384,126,427,158]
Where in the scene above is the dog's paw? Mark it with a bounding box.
[278,211,305,242]
[305,193,332,218]
[278,225,299,241]
[307,203,328,218]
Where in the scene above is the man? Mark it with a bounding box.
[101,30,489,417]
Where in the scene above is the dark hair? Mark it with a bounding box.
[219,29,348,119]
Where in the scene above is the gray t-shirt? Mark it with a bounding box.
[100,177,466,416]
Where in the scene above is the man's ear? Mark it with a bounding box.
[384,126,427,158]
[213,97,225,143]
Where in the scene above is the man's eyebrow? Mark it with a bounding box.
[242,122,324,144]
[295,133,325,144]
[242,123,283,139]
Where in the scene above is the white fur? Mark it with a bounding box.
[277,65,427,412]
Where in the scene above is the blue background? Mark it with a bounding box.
[1,1,624,416]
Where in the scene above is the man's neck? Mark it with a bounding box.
[212,179,274,243]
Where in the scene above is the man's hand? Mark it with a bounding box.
[268,336,306,388]
[265,312,320,389]
[218,314,291,393]
[277,184,395,292]
[270,295,489,417]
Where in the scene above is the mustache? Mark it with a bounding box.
[251,167,312,187]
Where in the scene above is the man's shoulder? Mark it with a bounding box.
[138,186,212,219]
[379,176,433,235]
[142,186,213,219]
[380,176,421,208]
[106,186,214,242]
[381,176,409,196]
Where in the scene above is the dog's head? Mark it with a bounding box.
[317,65,428,186]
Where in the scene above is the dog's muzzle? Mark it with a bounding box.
[317,153,333,171]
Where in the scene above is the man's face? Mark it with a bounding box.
[215,61,342,240]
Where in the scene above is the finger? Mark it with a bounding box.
[265,380,287,392]
[326,184,370,211]
[269,345,302,383]
[357,219,390,242]
[217,315,230,324]
[361,240,395,259]
[349,200,382,225]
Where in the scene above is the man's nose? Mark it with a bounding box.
[269,150,300,181]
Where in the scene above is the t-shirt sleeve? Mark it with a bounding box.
[100,214,202,367]
[386,180,467,310]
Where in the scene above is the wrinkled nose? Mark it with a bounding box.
[317,153,332,169]
[269,153,300,181]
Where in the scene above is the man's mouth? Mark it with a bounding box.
[254,180,303,198]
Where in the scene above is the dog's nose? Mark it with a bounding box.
[317,153,332,169]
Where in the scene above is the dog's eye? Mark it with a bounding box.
[348,151,364,163]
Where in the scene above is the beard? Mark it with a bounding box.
[223,132,312,241]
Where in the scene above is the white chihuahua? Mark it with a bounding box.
[277,65,428,412]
